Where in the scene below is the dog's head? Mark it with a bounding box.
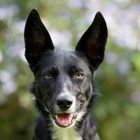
[24,9,107,128]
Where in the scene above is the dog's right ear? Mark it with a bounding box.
[76,12,108,70]
[24,9,54,67]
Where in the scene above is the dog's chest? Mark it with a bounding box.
[53,126,82,140]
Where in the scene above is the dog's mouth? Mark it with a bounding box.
[55,113,74,127]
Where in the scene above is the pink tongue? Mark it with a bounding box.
[56,113,73,127]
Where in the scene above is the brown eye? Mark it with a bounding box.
[44,73,52,79]
[73,72,85,80]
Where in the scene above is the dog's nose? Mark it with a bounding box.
[57,98,73,110]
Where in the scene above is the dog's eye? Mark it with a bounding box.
[73,72,85,80]
[43,68,58,80]
[44,73,53,79]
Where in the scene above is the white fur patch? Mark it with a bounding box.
[52,84,85,140]
[56,84,77,113]
[53,126,82,140]
[75,111,85,122]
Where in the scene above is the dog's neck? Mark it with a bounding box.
[53,125,82,140]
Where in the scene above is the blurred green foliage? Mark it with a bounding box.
[0,0,140,140]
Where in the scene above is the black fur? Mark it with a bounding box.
[24,9,107,140]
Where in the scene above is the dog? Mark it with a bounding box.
[24,9,107,140]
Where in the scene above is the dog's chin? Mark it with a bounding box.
[52,113,76,128]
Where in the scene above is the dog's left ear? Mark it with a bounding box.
[76,12,108,70]
[24,9,54,68]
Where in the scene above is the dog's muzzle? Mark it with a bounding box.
[54,95,75,127]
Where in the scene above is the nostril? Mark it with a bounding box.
[57,99,73,109]
[57,100,63,106]
[67,100,72,107]
[64,100,73,109]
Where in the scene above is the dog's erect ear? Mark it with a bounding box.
[24,9,54,67]
[76,12,108,70]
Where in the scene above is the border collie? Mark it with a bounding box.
[24,9,108,140]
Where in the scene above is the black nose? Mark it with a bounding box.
[57,98,73,110]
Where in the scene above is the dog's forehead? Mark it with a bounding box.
[39,49,90,72]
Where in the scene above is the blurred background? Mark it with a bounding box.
[0,0,140,140]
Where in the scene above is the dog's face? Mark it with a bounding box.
[24,9,107,128]
[34,50,93,127]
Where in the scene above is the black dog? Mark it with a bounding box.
[24,9,107,140]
